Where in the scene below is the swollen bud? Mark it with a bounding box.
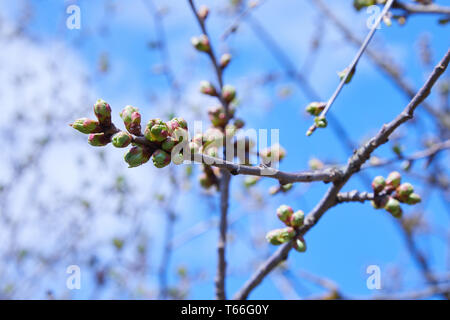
[112,131,133,148]
[93,99,112,126]
[260,144,286,163]
[384,196,403,218]
[405,193,421,205]
[88,133,110,147]
[124,146,151,168]
[222,84,236,103]
[244,176,260,188]
[144,119,170,142]
[386,171,402,190]
[152,149,171,168]
[200,81,217,96]
[220,53,232,69]
[191,34,210,52]
[266,227,295,245]
[276,205,294,224]
[395,182,414,202]
[197,5,209,20]
[120,105,142,136]
[371,176,386,194]
[353,0,376,11]
[166,117,188,131]
[208,106,227,127]
[293,236,307,252]
[306,102,326,116]
[70,118,101,134]
[338,66,355,84]
[289,210,304,228]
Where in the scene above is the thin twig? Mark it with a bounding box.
[233,49,450,300]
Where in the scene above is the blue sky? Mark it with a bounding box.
[1,0,449,299]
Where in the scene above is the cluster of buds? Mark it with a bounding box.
[266,205,307,252]
[71,99,189,169]
[371,171,421,218]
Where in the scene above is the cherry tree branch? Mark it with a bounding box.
[233,49,450,300]
[393,1,450,16]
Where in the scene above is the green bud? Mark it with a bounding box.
[306,102,326,116]
[93,99,112,126]
[120,105,142,136]
[266,227,295,245]
[124,146,151,168]
[266,229,283,245]
[208,106,227,127]
[144,119,170,142]
[353,0,376,11]
[371,176,386,194]
[70,118,101,134]
[162,137,177,152]
[152,149,171,168]
[338,66,355,84]
[384,196,403,218]
[281,183,293,192]
[191,34,210,52]
[289,210,304,227]
[386,171,402,190]
[314,116,328,128]
[222,84,236,103]
[244,176,260,188]
[277,205,294,224]
[395,182,414,202]
[405,193,421,205]
[112,131,133,148]
[293,236,307,252]
[200,81,217,96]
[260,144,286,162]
[88,133,110,147]
[220,53,232,69]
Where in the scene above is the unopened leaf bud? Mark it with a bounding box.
[152,149,171,168]
[191,34,210,52]
[124,146,151,168]
[289,210,304,227]
[306,102,326,116]
[277,204,294,224]
[120,105,142,136]
[200,81,217,96]
[222,84,236,103]
[144,119,170,142]
[293,236,307,252]
[371,176,386,194]
[338,66,355,84]
[384,196,403,218]
[93,99,112,126]
[220,53,232,69]
[112,131,133,148]
[70,118,101,134]
[314,116,328,128]
[405,193,421,205]
[88,133,110,147]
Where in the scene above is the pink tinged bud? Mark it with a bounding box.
[200,81,217,96]
[395,182,414,202]
[289,210,304,227]
[314,116,328,128]
[191,34,210,52]
[371,176,386,194]
[276,205,294,224]
[70,118,101,134]
[167,117,188,131]
[220,53,232,69]
[278,227,296,243]
[293,236,307,252]
[208,105,227,127]
[222,84,236,103]
[405,193,421,205]
[88,133,110,147]
[152,149,171,168]
[93,99,112,126]
[384,196,403,218]
[144,119,170,142]
[386,171,402,189]
[265,230,283,245]
[120,105,142,135]
[197,5,209,20]
[112,131,132,148]
[124,146,151,168]
[306,102,326,116]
